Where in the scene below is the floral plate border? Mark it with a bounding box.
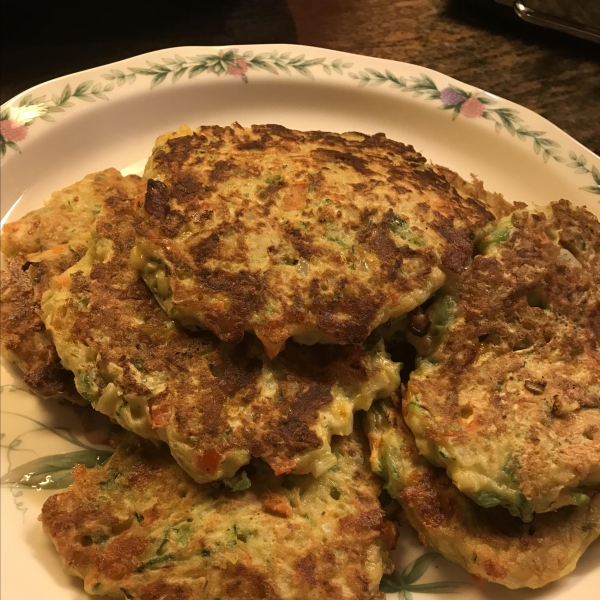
[2,378,598,600]
[0,382,471,600]
[1,46,599,196]
[1,44,599,600]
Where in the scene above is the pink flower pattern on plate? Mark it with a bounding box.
[460,97,485,119]
[0,51,596,196]
[227,59,248,76]
[0,119,28,142]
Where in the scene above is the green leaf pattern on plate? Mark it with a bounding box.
[1,46,598,197]
[348,71,599,196]
[0,448,112,490]
[380,552,467,599]
[0,386,114,517]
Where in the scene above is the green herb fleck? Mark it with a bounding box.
[388,213,407,233]
[474,491,503,508]
[223,471,251,492]
[570,491,590,506]
[135,553,175,573]
[265,174,282,184]
[99,470,119,487]
[91,532,111,544]
[328,236,347,248]
[68,246,82,260]
[438,448,455,461]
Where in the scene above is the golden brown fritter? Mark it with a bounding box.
[0,169,143,401]
[1,168,142,257]
[0,255,79,400]
[40,427,394,600]
[433,166,516,220]
[404,200,600,520]
[365,398,600,589]
[42,195,400,483]
[133,123,497,357]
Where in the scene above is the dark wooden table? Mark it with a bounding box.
[2,0,599,153]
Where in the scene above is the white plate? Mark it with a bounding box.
[1,44,598,600]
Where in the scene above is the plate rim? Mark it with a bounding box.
[2,43,598,199]
[1,42,599,600]
[1,42,599,161]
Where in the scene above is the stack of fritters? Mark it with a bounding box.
[1,123,599,598]
[364,398,600,589]
[41,193,399,483]
[1,169,143,401]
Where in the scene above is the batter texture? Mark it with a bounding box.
[404,201,600,520]
[42,195,400,482]
[41,427,395,600]
[133,124,497,357]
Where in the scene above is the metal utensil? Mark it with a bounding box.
[496,0,600,42]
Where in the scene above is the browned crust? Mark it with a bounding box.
[137,123,497,350]
[1,169,144,401]
[406,200,600,511]
[40,428,391,600]
[366,399,600,589]
[44,196,398,480]
[0,256,78,400]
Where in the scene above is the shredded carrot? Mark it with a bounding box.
[262,338,286,360]
[467,418,482,432]
[262,494,292,518]
[380,521,398,550]
[196,449,223,475]
[54,274,70,289]
[269,457,296,476]
[150,401,172,428]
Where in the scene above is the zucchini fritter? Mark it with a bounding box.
[0,169,143,401]
[40,427,394,600]
[42,195,400,483]
[404,201,600,520]
[134,124,496,357]
[365,399,600,589]
[1,168,142,257]
[1,254,80,400]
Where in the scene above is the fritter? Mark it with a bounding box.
[42,195,400,483]
[0,169,143,401]
[433,166,516,221]
[40,427,394,600]
[1,168,142,256]
[404,200,600,520]
[0,253,80,400]
[364,399,600,589]
[133,123,496,357]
